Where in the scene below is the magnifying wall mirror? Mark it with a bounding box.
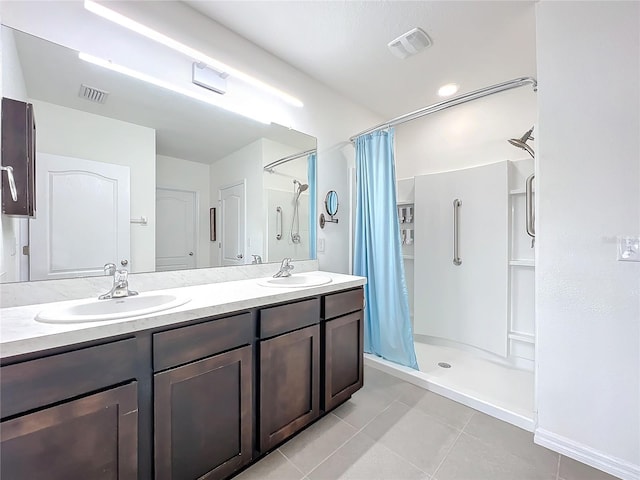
[319,190,339,229]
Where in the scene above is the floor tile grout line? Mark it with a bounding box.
[305,399,410,479]
[430,410,475,479]
[276,448,307,478]
[296,416,362,478]
[555,454,561,480]
[395,397,472,433]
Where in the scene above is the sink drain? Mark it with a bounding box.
[438,362,452,368]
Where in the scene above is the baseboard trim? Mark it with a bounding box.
[534,428,640,480]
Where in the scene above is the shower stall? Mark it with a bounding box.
[368,155,536,430]
[353,80,538,430]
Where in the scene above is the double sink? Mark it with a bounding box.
[35,273,332,324]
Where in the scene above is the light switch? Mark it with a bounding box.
[617,236,640,262]
[318,238,325,253]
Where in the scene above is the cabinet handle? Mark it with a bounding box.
[0,166,18,202]
[453,198,462,266]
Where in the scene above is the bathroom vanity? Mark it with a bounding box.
[0,272,365,479]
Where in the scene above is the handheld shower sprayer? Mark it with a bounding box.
[290,179,309,244]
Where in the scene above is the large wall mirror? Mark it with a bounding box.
[1,26,317,283]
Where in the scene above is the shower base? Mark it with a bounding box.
[364,340,535,431]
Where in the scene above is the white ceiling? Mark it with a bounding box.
[185,1,537,119]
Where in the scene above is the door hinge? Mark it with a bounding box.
[22,245,29,256]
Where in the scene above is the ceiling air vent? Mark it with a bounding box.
[79,84,109,104]
[388,27,432,59]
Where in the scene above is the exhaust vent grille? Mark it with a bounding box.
[79,84,109,104]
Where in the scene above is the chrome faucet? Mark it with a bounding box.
[99,263,138,300]
[273,257,294,278]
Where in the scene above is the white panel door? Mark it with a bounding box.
[220,182,246,266]
[156,188,197,272]
[414,161,509,357]
[30,153,130,281]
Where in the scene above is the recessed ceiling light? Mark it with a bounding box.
[438,83,459,97]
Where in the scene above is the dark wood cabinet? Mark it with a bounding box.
[0,382,138,480]
[322,288,365,412]
[259,323,320,452]
[0,286,364,480]
[1,97,36,216]
[154,345,253,480]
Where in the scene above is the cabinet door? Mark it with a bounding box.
[259,324,320,452]
[1,97,35,216]
[323,311,364,411]
[0,382,137,480]
[154,345,253,480]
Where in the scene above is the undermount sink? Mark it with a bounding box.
[257,274,332,288]
[35,294,190,324]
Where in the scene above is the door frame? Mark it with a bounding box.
[156,186,199,270]
[218,179,247,266]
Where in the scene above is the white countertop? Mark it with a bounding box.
[0,271,366,359]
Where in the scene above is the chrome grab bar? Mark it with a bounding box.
[525,174,535,243]
[276,206,282,240]
[0,166,18,202]
[453,198,462,266]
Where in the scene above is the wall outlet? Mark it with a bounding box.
[318,238,325,253]
[617,236,640,262]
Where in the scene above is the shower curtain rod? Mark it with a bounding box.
[349,77,537,142]
[263,148,317,172]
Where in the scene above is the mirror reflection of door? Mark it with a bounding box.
[29,153,130,281]
[156,188,197,272]
[219,181,246,266]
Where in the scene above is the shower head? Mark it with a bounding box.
[293,179,309,193]
[508,126,535,159]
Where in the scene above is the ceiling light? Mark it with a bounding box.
[438,83,459,97]
[84,0,303,108]
[388,28,432,59]
[78,52,272,124]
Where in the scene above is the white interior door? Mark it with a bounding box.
[414,161,509,357]
[30,153,130,281]
[156,188,197,272]
[220,181,246,266]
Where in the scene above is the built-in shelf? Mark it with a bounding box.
[508,332,535,344]
[402,255,414,260]
[509,188,535,195]
[509,259,535,267]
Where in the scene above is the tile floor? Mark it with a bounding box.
[234,366,620,480]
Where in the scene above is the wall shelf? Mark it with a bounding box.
[509,259,535,267]
[508,332,535,344]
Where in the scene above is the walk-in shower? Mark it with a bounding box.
[354,78,538,432]
[290,179,308,244]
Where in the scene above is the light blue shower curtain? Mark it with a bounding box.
[354,129,418,369]
[308,152,317,259]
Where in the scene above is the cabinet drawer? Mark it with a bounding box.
[322,288,363,320]
[1,338,137,419]
[153,313,253,372]
[260,298,320,339]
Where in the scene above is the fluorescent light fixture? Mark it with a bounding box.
[78,52,272,124]
[84,0,303,108]
[438,83,459,97]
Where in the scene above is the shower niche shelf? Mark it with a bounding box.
[398,202,414,259]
